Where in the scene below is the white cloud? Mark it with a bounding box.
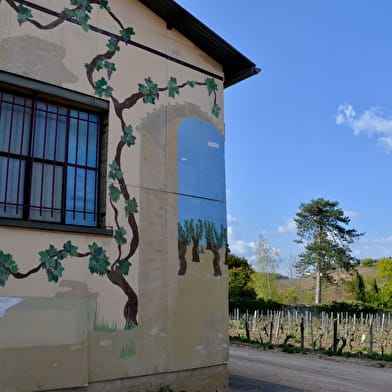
[344,210,359,218]
[277,219,297,233]
[336,103,392,152]
[230,240,257,255]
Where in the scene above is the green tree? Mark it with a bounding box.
[377,258,392,307]
[294,198,364,304]
[227,254,256,299]
[349,270,366,302]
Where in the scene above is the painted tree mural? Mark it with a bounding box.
[177,219,227,276]
[0,0,220,329]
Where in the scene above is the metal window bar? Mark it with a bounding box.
[3,94,16,213]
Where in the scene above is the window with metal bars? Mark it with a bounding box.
[0,88,102,227]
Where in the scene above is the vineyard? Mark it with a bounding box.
[230,309,392,356]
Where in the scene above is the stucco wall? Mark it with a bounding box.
[0,1,228,391]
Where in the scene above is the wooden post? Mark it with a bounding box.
[333,319,338,352]
[369,314,374,355]
[300,316,305,351]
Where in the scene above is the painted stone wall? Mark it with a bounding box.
[0,1,228,391]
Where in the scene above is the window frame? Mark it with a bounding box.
[0,71,112,236]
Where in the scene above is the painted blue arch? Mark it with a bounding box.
[178,118,227,236]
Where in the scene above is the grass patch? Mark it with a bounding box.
[93,305,118,332]
[120,342,136,359]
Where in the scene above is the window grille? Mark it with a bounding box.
[0,89,101,227]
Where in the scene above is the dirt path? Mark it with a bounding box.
[228,345,392,392]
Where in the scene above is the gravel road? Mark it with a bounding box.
[228,345,392,392]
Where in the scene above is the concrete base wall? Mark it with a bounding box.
[52,365,228,392]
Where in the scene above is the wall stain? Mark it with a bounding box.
[1,35,78,86]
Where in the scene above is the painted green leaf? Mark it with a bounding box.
[104,61,116,79]
[88,243,110,276]
[17,5,33,25]
[120,27,135,43]
[63,240,78,257]
[205,78,218,95]
[0,250,19,274]
[109,183,121,202]
[121,125,136,147]
[125,198,138,214]
[168,77,179,98]
[107,37,120,52]
[138,77,159,104]
[186,81,196,88]
[115,259,131,275]
[114,227,127,245]
[212,104,221,118]
[95,60,104,71]
[108,161,123,180]
[94,77,112,98]
[99,0,111,11]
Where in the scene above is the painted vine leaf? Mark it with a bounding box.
[17,5,32,25]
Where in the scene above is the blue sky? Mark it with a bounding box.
[176,0,392,273]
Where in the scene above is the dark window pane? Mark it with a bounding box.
[0,93,32,155]
[32,102,67,161]
[29,162,63,222]
[0,157,25,218]
[65,167,97,226]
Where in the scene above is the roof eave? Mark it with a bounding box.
[138,0,259,88]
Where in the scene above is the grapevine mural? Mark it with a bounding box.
[0,0,220,329]
[177,119,227,276]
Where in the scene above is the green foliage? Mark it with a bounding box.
[281,286,299,305]
[98,0,111,11]
[120,27,135,43]
[227,254,256,300]
[347,270,366,302]
[252,271,280,302]
[0,251,18,286]
[108,161,123,180]
[121,125,136,147]
[106,37,120,52]
[17,5,33,25]
[211,104,221,118]
[229,296,283,313]
[183,219,203,240]
[125,198,138,214]
[178,222,190,243]
[361,258,375,267]
[38,244,68,282]
[204,221,226,247]
[377,258,392,278]
[63,240,79,257]
[316,301,379,316]
[109,183,121,202]
[88,243,110,275]
[115,259,131,275]
[205,77,218,95]
[114,227,127,245]
[94,77,113,97]
[186,80,196,88]
[65,1,94,32]
[168,77,180,98]
[138,77,159,104]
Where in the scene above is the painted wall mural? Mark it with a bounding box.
[0,0,221,330]
[177,119,227,276]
